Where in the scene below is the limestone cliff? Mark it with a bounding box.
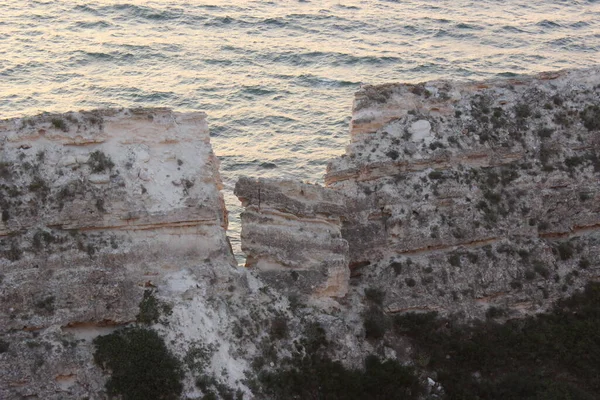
[234,177,349,298]
[2,67,600,399]
[0,109,241,399]
[332,68,600,318]
[238,68,600,319]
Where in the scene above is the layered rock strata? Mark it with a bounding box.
[234,177,349,297]
[237,68,600,318]
[0,108,236,398]
[325,68,600,318]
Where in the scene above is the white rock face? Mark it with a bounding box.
[408,119,433,143]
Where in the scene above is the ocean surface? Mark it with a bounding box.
[1,0,599,262]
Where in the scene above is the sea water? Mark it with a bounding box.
[1,0,599,260]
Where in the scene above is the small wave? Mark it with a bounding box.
[71,20,112,29]
[131,91,177,102]
[262,18,287,27]
[296,74,360,88]
[455,23,484,30]
[204,16,247,27]
[102,4,183,21]
[334,4,360,10]
[537,19,562,28]
[499,25,527,34]
[496,72,519,77]
[204,59,233,66]
[570,21,590,28]
[240,86,277,96]
[73,5,100,15]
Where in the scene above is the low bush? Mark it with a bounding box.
[395,282,600,399]
[93,327,183,400]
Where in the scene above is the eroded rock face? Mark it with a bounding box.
[234,177,349,298]
[0,108,237,398]
[326,68,600,318]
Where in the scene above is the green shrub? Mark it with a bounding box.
[397,282,600,399]
[581,104,600,131]
[258,352,422,400]
[270,316,288,340]
[51,118,68,131]
[428,171,445,180]
[364,287,385,305]
[0,339,9,353]
[93,327,183,400]
[136,290,172,324]
[557,242,575,260]
[364,307,388,339]
[88,150,115,173]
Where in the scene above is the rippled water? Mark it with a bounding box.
[2,0,599,260]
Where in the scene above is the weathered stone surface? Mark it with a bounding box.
[0,108,237,398]
[326,67,600,318]
[235,177,349,298]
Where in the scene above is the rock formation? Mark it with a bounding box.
[239,67,600,318]
[234,177,349,298]
[0,108,238,398]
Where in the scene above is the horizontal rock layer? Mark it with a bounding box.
[235,177,349,298]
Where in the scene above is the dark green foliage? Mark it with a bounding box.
[405,277,417,287]
[514,103,531,119]
[448,253,461,267]
[429,141,445,150]
[579,258,591,269]
[386,150,399,160]
[0,339,9,353]
[0,162,12,179]
[258,352,422,400]
[6,240,22,261]
[364,287,385,305]
[483,190,501,204]
[537,127,554,138]
[184,341,215,372]
[581,104,600,131]
[51,118,68,131]
[533,261,551,279]
[390,261,403,275]
[88,150,115,173]
[525,270,536,280]
[486,306,507,319]
[32,230,56,251]
[93,327,183,400]
[557,242,575,260]
[35,296,55,313]
[428,170,444,180]
[270,316,288,340]
[579,191,592,202]
[196,374,242,400]
[364,307,388,339]
[136,290,172,324]
[395,282,600,399]
[28,176,49,199]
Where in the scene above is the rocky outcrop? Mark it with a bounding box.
[0,108,237,398]
[235,68,600,318]
[234,177,349,298]
[324,67,600,318]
